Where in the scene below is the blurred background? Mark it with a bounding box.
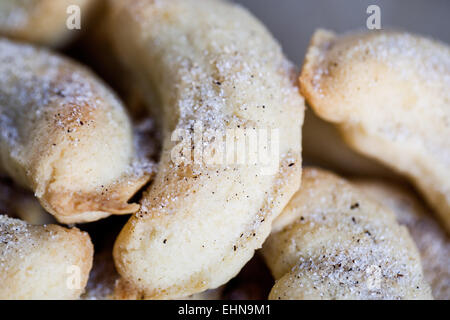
[235,0,450,66]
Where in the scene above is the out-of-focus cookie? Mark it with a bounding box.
[0,215,93,299]
[0,0,96,47]
[0,179,54,225]
[262,168,432,300]
[300,29,450,232]
[355,180,450,300]
[0,38,153,224]
[302,107,400,180]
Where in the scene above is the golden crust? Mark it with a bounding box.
[108,0,304,299]
[0,0,96,47]
[112,278,224,300]
[355,180,450,300]
[262,168,432,300]
[41,173,149,224]
[0,215,93,299]
[0,39,153,224]
[300,29,450,233]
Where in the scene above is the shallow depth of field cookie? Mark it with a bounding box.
[299,29,450,233]
[263,168,432,300]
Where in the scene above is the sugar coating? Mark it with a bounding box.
[356,180,450,300]
[309,30,450,93]
[263,168,432,300]
[0,38,153,224]
[109,0,304,299]
[0,215,33,265]
[300,29,450,233]
[0,214,93,299]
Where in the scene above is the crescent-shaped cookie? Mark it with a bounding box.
[299,30,450,232]
[108,0,304,298]
[262,168,432,300]
[0,38,152,224]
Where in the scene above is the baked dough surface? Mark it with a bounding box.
[0,214,93,299]
[263,168,432,300]
[108,0,304,299]
[0,38,152,223]
[300,30,450,232]
[356,180,450,300]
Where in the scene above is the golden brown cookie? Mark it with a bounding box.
[108,0,304,299]
[355,180,450,300]
[0,38,153,224]
[0,0,96,47]
[300,29,450,232]
[262,168,432,300]
[0,215,93,299]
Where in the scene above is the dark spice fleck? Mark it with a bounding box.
[350,202,360,210]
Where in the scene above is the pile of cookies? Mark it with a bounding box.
[0,0,448,300]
